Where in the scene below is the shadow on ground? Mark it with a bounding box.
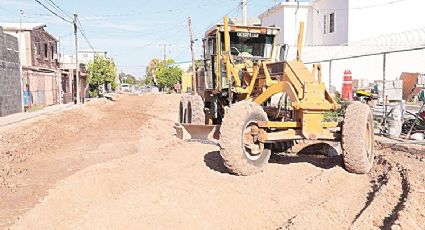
[203,143,343,174]
[204,151,232,174]
[270,143,343,170]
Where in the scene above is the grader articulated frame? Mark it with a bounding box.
[176,17,375,176]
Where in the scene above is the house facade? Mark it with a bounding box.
[1,23,60,107]
[259,0,425,91]
[60,55,89,104]
[78,50,107,64]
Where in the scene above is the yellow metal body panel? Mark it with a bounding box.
[257,121,338,129]
[254,81,300,106]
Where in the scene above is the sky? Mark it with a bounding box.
[0,0,309,77]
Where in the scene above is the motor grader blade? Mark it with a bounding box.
[174,123,220,141]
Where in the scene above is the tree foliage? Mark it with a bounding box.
[119,72,137,85]
[87,56,117,97]
[146,58,183,90]
[140,75,154,86]
[156,65,183,89]
[187,59,204,72]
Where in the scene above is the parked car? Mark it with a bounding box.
[121,83,131,92]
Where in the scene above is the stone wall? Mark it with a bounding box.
[0,27,22,117]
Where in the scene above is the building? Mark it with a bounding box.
[60,55,89,104]
[1,23,60,107]
[78,50,107,64]
[259,0,425,92]
[0,26,22,117]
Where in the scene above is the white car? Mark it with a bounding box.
[121,84,131,92]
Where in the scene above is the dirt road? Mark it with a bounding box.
[0,94,424,229]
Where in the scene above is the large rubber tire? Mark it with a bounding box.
[220,101,271,176]
[342,103,375,174]
[186,94,205,125]
[178,96,188,123]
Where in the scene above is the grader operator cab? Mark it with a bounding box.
[176,17,375,176]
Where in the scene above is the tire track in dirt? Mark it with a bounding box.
[349,153,419,230]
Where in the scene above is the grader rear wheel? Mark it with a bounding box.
[178,96,188,123]
[342,103,375,174]
[219,101,271,176]
[186,95,205,125]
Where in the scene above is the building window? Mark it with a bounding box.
[36,43,41,56]
[51,46,55,59]
[329,13,335,33]
[44,43,48,58]
[323,13,335,34]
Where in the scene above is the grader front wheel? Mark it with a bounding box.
[219,101,271,176]
[342,103,375,174]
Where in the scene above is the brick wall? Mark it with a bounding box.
[0,27,22,117]
[30,29,59,69]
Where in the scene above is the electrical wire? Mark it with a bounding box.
[43,0,72,18]
[76,17,95,51]
[32,0,72,23]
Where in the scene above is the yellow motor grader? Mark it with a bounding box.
[176,17,374,176]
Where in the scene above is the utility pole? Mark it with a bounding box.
[188,17,197,93]
[163,44,167,62]
[19,10,24,112]
[242,0,248,26]
[73,14,80,104]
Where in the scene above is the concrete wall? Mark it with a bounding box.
[0,27,22,117]
[260,3,313,46]
[312,49,425,92]
[311,0,349,45]
[348,0,425,43]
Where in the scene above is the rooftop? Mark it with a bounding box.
[0,23,46,31]
[259,1,312,19]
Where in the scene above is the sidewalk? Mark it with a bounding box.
[0,103,78,129]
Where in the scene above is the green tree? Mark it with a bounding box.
[187,59,203,72]
[119,72,137,85]
[87,56,117,97]
[141,75,154,86]
[156,65,183,90]
[146,58,162,84]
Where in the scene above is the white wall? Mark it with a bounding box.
[315,49,425,92]
[349,0,425,42]
[78,52,106,64]
[260,4,312,46]
[311,0,349,45]
[282,6,311,46]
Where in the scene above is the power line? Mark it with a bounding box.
[44,0,72,18]
[76,17,95,51]
[32,0,72,23]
